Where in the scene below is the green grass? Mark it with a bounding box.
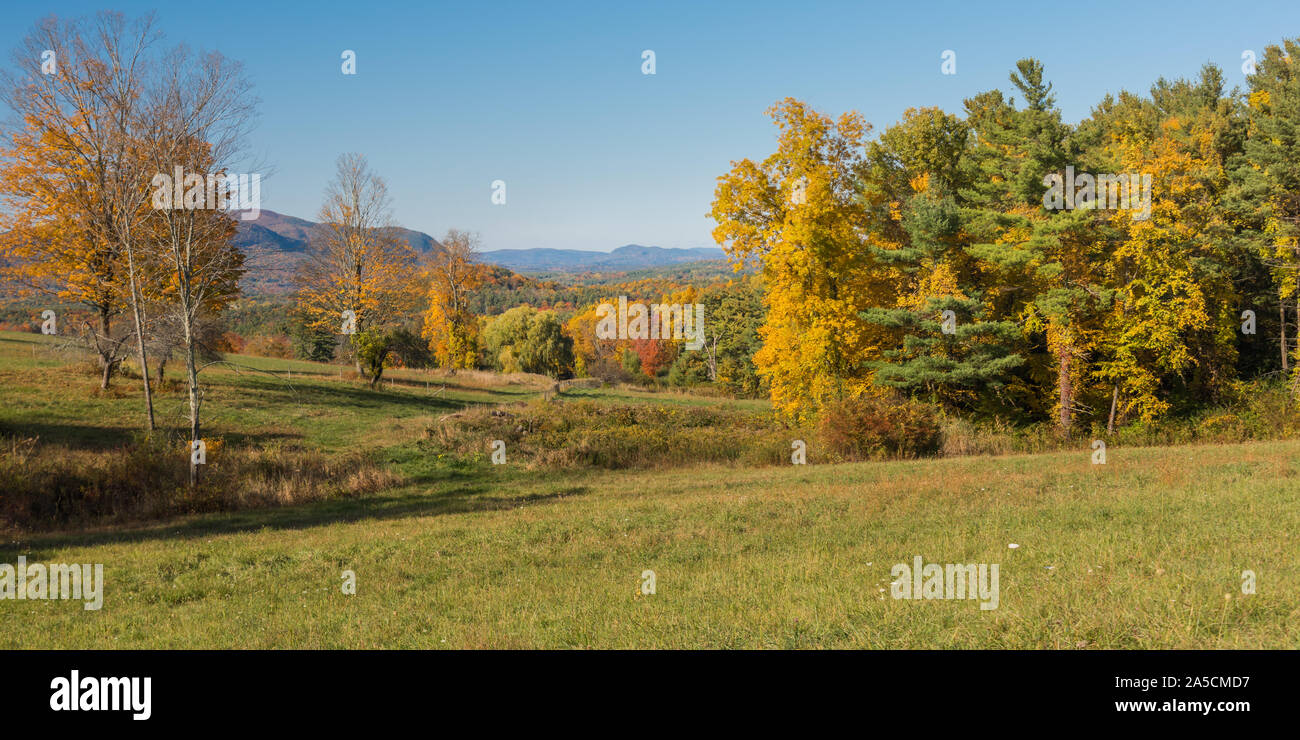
[0,331,537,453]
[1,330,1297,648]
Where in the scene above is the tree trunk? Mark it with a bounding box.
[184,310,201,487]
[1057,344,1073,439]
[1282,300,1289,374]
[100,356,114,389]
[1106,384,1119,435]
[98,308,114,390]
[125,244,155,431]
[351,333,368,381]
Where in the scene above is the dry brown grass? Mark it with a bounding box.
[0,435,402,532]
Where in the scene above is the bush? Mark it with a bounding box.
[934,382,1300,458]
[243,334,293,359]
[352,328,392,385]
[818,395,942,460]
[621,347,641,377]
[213,331,246,353]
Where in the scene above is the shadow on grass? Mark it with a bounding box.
[220,374,522,415]
[1,469,590,558]
[0,420,302,451]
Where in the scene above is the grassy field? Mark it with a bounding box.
[1,329,1297,648]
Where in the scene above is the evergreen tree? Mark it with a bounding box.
[858,108,1024,408]
[1235,39,1300,376]
[962,59,1108,436]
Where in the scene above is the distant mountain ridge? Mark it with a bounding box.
[479,244,726,272]
[232,210,440,294]
[234,210,439,256]
[233,209,726,293]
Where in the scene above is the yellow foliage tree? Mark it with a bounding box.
[296,154,417,379]
[423,229,486,369]
[710,98,897,420]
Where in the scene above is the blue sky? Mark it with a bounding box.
[3,0,1299,251]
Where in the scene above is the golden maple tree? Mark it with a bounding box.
[423,229,486,369]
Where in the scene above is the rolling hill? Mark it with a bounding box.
[233,210,726,293]
[234,210,441,294]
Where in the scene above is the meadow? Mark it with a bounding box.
[1,329,1296,648]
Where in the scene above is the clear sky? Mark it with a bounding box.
[3,0,1300,251]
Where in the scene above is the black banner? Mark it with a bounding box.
[1,649,1288,728]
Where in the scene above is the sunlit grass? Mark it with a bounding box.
[1,330,1295,648]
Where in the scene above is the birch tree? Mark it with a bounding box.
[139,44,254,484]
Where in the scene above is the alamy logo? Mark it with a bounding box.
[150,166,261,220]
[640,569,656,595]
[890,555,999,610]
[1043,166,1151,221]
[0,556,103,610]
[50,670,151,720]
[790,439,806,465]
[595,297,705,350]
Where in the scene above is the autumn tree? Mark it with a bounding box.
[296,153,417,382]
[0,120,129,389]
[711,98,897,420]
[703,50,1288,433]
[423,229,486,370]
[565,300,622,379]
[631,337,676,378]
[138,43,255,484]
[0,12,165,423]
[1081,66,1246,425]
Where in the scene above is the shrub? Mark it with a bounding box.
[818,395,942,460]
[243,334,293,359]
[353,328,392,386]
[939,416,1060,457]
[214,331,246,353]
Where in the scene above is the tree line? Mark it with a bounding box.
[712,45,1300,435]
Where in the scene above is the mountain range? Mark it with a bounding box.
[477,244,726,272]
[234,210,725,293]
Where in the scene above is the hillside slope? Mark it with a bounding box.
[232,210,726,293]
